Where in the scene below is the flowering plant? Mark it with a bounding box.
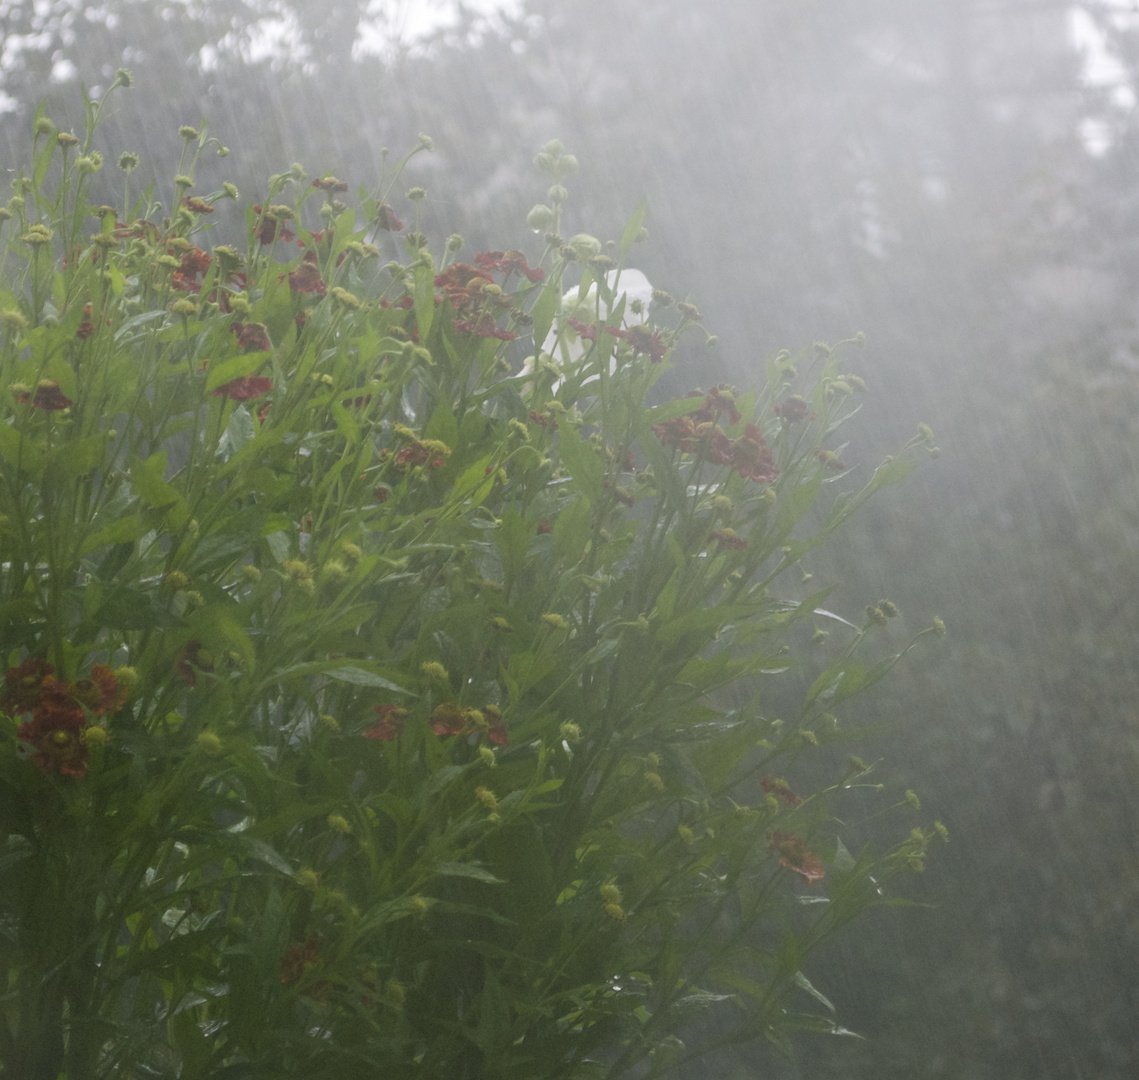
[0,84,944,1080]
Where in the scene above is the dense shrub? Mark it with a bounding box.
[0,83,942,1080]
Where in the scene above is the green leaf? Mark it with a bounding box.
[206,351,271,391]
[805,658,865,708]
[43,433,107,482]
[413,262,434,341]
[0,421,43,477]
[618,196,648,261]
[274,661,412,695]
[792,970,836,1012]
[530,276,561,352]
[558,422,604,496]
[870,457,917,490]
[433,861,506,884]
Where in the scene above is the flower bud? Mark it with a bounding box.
[527,204,554,232]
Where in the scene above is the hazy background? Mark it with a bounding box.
[4,1,1138,1076]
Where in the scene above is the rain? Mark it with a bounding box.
[1,1,1137,1077]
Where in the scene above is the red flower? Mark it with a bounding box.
[365,704,408,741]
[606,323,666,362]
[566,317,597,342]
[182,195,215,214]
[252,205,295,246]
[170,245,213,292]
[435,263,495,306]
[288,257,326,296]
[729,425,778,484]
[2,657,55,715]
[376,203,403,231]
[373,486,389,503]
[71,664,127,716]
[761,776,803,806]
[768,831,826,884]
[312,176,349,192]
[704,385,742,425]
[482,704,509,747]
[430,702,466,737]
[77,303,95,340]
[18,684,88,777]
[708,528,747,550]
[230,321,272,352]
[175,640,213,686]
[473,249,545,283]
[19,381,73,411]
[773,395,811,423]
[211,376,273,401]
[453,316,515,341]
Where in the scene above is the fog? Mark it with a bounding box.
[3,0,1137,1075]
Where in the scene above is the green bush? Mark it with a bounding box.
[0,83,943,1080]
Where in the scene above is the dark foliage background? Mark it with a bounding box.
[3,0,1138,1075]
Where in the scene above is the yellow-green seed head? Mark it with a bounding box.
[599,883,622,904]
[81,725,109,747]
[196,732,223,756]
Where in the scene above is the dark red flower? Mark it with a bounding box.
[482,704,508,747]
[71,664,127,716]
[566,317,597,342]
[373,486,389,503]
[19,381,73,411]
[435,263,495,306]
[2,657,55,715]
[729,425,778,484]
[376,203,403,231]
[211,376,273,402]
[252,205,295,246]
[288,256,326,297]
[768,831,825,884]
[473,249,545,283]
[311,176,349,192]
[430,702,466,737]
[77,303,95,339]
[604,323,667,362]
[453,316,515,341]
[704,385,742,425]
[761,776,804,806]
[612,323,667,362]
[230,321,272,352]
[365,704,408,741]
[708,528,747,550]
[18,684,88,777]
[773,395,811,423]
[175,640,213,687]
[182,195,215,214]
